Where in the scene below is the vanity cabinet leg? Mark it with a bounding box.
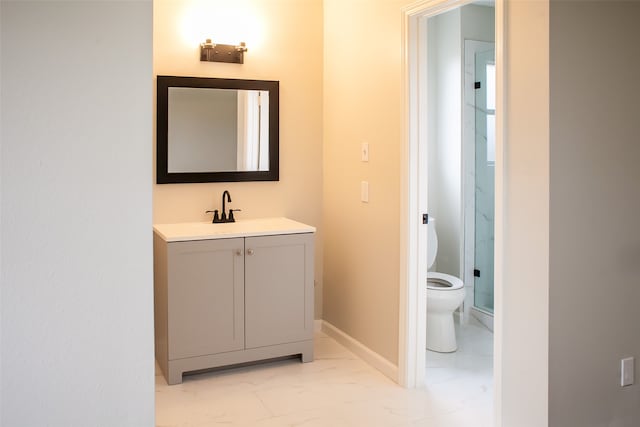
[301,342,314,363]
[168,368,183,385]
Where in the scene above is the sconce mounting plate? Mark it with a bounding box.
[200,41,247,64]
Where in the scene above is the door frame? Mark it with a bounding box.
[398,0,506,422]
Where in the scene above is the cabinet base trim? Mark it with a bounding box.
[320,320,398,383]
[164,340,313,385]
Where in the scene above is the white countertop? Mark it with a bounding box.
[153,217,316,242]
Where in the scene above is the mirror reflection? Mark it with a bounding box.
[157,76,279,184]
[168,87,270,173]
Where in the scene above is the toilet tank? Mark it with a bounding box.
[427,218,438,270]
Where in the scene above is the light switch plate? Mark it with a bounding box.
[621,357,634,387]
[361,181,369,202]
[361,143,369,162]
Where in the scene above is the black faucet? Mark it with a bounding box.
[221,190,231,222]
[206,190,240,223]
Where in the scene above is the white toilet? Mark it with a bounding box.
[426,219,466,353]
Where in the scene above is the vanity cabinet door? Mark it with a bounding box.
[244,233,314,349]
[167,238,245,360]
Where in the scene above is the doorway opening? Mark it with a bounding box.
[399,0,504,422]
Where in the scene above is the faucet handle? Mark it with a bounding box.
[206,209,221,223]
[228,209,241,222]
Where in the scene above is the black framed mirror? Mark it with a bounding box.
[157,76,279,183]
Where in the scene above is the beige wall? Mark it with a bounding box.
[499,1,550,425]
[323,0,412,365]
[153,0,324,317]
[324,3,552,423]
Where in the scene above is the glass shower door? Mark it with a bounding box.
[473,49,495,314]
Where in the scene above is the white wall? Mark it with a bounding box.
[427,18,439,255]
[549,1,640,425]
[429,9,462,277]
[461,4,495,42]
[0,2,154,425]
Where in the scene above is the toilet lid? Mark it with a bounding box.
[427,272,464,290]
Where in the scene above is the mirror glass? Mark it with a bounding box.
[168,87,270,173]
[157,76,279,183]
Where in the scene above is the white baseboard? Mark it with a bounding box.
[314,319,322,333]
[470,307,494,332]
[319,320,398,383]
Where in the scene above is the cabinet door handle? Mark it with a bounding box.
[247,249,254,256]
[235,249,244,256]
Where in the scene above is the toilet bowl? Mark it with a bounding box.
[426,219,466,353]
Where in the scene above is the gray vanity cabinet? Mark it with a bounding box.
[166,238,245,360]
[154,224,314,385]
[244,234,314,349]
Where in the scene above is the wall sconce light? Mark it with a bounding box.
[200,39,248,64]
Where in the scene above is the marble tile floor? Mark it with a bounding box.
[424,318,494,427]
[156,321,493,427]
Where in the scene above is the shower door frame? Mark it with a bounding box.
[464,40,496,325]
